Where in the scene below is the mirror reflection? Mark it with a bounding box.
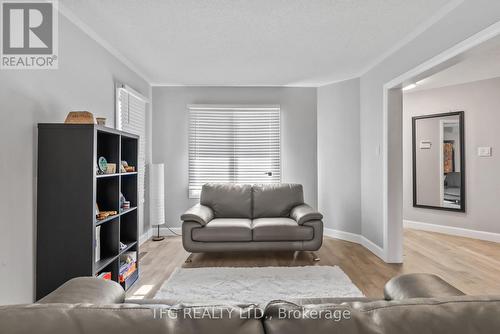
[412,111,465,211]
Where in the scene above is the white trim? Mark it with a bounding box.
[323,228,361,244]
[360,236,386,261]
[159,227,182,236]
[139,228,153,245]
[324,228,385,261]
[140,227,182,243]
[382,21,500,264]
[57,3,151,83]
[404,220,500,243]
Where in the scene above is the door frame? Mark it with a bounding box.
[381,21,500,263]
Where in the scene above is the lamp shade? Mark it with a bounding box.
[149,163,165,226]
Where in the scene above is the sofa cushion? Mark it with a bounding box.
[384,273,465,300]
[192,218,252,242]
[200,183,252,218]
[252,184,304,218]
[252,218,313,241]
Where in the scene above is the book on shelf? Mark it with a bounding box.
[119,263,137,283]
[119,251,137,283]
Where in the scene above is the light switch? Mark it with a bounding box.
[478,147,492,157]
[420,140,432,149]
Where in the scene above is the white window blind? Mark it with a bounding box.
[189,105,281,198]
[116,85,147,205]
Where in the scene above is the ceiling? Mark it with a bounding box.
[61,0,455,86]
[411,35,500,92]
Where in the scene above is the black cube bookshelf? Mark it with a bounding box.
[36,124,139,300]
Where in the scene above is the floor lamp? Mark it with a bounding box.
[150,163,165,241]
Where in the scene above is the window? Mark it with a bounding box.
[116,84,148,206]
[189,105,281,198]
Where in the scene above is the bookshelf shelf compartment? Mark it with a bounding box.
[37,124,139,300]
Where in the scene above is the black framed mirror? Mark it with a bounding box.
[412,111,465,212]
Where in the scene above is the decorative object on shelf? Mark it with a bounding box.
[119,241,127,251]
[96,117,107,126]
[119,192,126,208]
[150,163,166,241]
[120,192,131,210]
[122,160,136,172]
[98,157,108,174]
[96,210,117,220]
[106,163,116,174]
[64,111,96,124]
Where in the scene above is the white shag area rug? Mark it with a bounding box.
[154,266,363,304]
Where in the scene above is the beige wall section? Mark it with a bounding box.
[152,86,317,228]
[0,14,150,304]
[317,78,361,234]
[403,77,500,234]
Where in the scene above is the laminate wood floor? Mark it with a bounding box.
[126,228,500,300]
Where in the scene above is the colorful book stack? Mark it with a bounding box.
[119,251,137,284]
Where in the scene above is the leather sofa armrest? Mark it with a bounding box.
[290,204,323,225]
[181,204,214,226]
[384,273,465,300]
[37,277,125,304]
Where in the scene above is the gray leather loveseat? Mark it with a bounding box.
[181,183,323,252]
[2,274,500,333]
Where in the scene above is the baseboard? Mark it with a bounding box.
[139,228,153,245]
[404,220,500,243]
[159,227,182,236]
[139,227,182,244]
[323,228,361,243]
[323,228,386,261]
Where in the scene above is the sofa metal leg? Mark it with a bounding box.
[185,253,193,263]
[311,252,320,262]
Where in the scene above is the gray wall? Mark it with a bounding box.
[0,14,150,304]
[403,77,500,233]
[152,86,317,227]
[360,0,500,247]
[317,78,361,233]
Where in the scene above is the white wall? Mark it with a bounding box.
[403,77,500,233]
[360,0,500,248]
[0,14,150,304]
[317,78,361,234]
[152,86,317,227]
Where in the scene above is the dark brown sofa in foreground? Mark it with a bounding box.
[2,273,500,333]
